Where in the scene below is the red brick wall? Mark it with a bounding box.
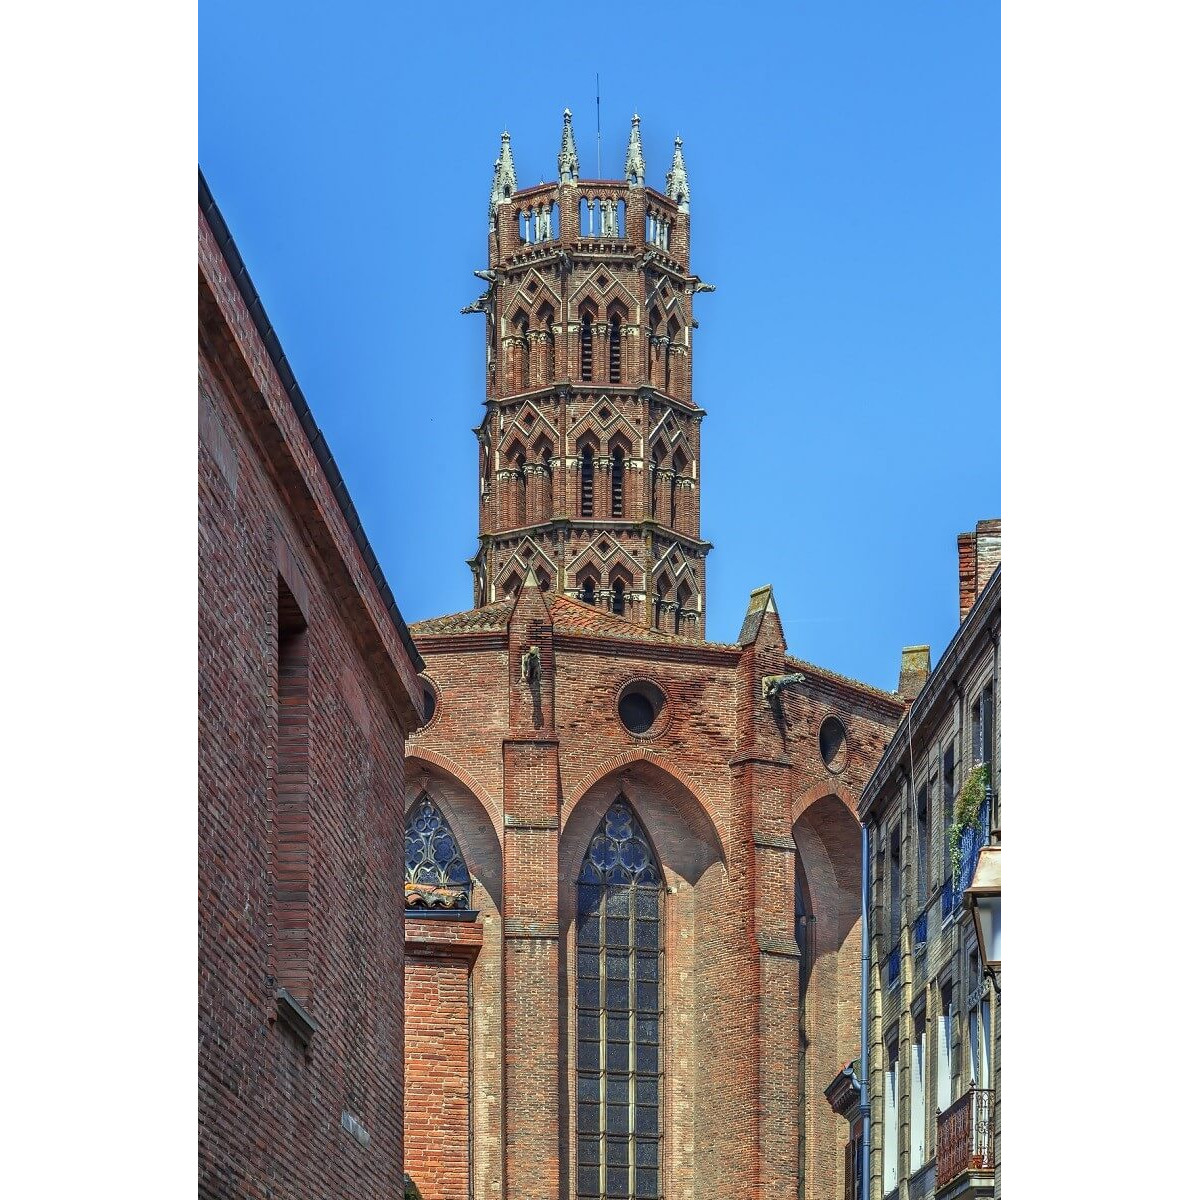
[199,198,422,1200]
[403,917,483,1200]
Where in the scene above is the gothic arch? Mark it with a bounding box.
[404,755,503,909]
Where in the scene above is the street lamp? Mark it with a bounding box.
[963,844,1000,977]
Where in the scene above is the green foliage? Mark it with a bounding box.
[949,764,989,882]
[404,1175,422,1200]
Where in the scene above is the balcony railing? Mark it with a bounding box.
[886,944,900,989]
[944,797,992,917]
[936,1086,995,1189]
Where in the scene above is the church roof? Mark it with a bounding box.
[409,599,513,635]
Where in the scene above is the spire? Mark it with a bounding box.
[558,108,579,184]
[490,130,518,218]
[624,113,645,187]
[665,136,690,213]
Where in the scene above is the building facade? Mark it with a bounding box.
[857,521,1001,1200]
[401,114,908,1200]
[198,175,427,1198]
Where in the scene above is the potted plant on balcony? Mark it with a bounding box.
[949,763,989,883]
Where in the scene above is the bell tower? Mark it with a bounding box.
[464,111,715,639]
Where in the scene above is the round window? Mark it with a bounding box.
[819,715,848,772]
[418,679,438,728]
[617,680,665,735]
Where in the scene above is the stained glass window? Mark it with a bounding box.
[404,794,472,910]
[577,796,662,1200]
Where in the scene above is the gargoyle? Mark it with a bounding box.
[521,644,541,683]
[460,292,491,315]
[761,671,805,705]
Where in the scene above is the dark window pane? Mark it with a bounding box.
[636,1016,659,1044]
[636,1138,657,1166]
[635,920,659,949]
[635,1043,658,1072]
[607,1103,631,1135]
[579,914,601,945]
[636,982,659,1012]
[579,978,601,1008]
[579,1136,601,1164]
[578,1165,600,1195]
[606,887,630,917]
[606,1139,629,1167]
[580,951,600,979]
[636,952,658,981]
[635,1104,658,1134]
[579,1101,600,1133]
[609,919,630,949]
[635,1167,659,1197]
[635,1077,659,1105]
[579,1040,600,1071]
[607,1012,631,1044]
[607,1074,629,1104]
[607,980,630,1010]
[635,889,659,918]
[579,1013,601,1043]
[606,951,629,979]
[608,1040,630,1071]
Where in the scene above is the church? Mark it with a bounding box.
[401,111,908,1200]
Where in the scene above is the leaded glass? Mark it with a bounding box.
[577,796,662,1200]
[404,794,472,909]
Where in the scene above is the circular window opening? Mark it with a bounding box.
[419,680,438,728]
[618,681,665,735]
[819,716,848,771]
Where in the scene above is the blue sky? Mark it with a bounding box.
[199,0,998,692]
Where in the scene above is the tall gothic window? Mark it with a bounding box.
[609,316,622,383]
[581,445,595,517]
[577,797,662,1200]
[611,447,625,517]
[611,578,626,615]
[581,313,594,382]
[404,794,472,910]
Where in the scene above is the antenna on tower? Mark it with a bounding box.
[596,73,601,177]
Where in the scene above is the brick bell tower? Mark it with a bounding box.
[464,110,715,639]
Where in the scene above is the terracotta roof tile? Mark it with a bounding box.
[410,599,513,636]
[549,594,740,649]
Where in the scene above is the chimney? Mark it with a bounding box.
[958,518,1001,622]
[898,645,931,701]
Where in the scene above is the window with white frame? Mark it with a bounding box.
[911,1008,927,1170]
[967,948,991,1090]
[884,1030,899,1194]
[936,980,953,1117]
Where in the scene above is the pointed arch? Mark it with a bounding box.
[404,793,473,909]
[575,794,663,1200]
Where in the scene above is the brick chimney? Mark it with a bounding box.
[957,518,1001,622]
[898,645,931,701]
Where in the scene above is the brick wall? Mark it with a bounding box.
[198,187,423,1200]
[405,580,903,1199]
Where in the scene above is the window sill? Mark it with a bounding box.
[275,987,318,1047]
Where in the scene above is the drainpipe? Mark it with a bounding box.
[860,819,871,1200]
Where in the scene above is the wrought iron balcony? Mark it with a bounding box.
[886,944,900,989]
[936,1086,994,1190]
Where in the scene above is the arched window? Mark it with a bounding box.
[581,313,594,382]
[576,797,662,1200]
[609,316,622,384]
[515,453,527,525]
[516,316,530,391]
[655,577,670,630]
[581,445,595,517]
[611,578,626,615]
[581,576,596,605]
[404,794,472,910]
[611,447,625,517]
[675,583,692,636]
[539,302,556,386]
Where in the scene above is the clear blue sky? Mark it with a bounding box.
[199,1,998,693]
